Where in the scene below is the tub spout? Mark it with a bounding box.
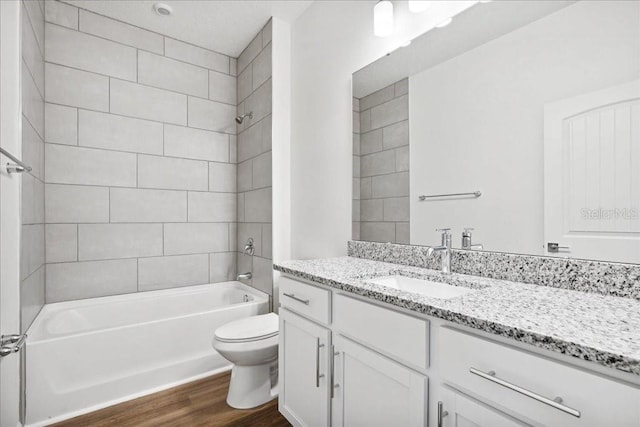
[237,272,252,280]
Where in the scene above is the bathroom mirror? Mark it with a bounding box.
[352,0,640,264]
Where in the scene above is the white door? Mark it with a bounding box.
[279,309,331,427]
[0,1,23,426]
[544,80,640,263]
[439,387,528,427]
[332,335,427,427]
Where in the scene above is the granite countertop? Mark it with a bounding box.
[274,256,640,376]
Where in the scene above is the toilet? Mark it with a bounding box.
[212,312,279,409]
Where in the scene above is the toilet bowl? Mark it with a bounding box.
[212,312,279,409]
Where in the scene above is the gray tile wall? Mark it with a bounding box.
[44,1,240,302]
[21,0,46,331]
[236,21,273,297]
[353,79,409,244]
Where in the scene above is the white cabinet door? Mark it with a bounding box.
[332,335,427,427]
[439,388,528,427]
[279,308,331,427]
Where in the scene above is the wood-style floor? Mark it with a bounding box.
[53,372,291,427]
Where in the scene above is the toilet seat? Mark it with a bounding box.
[214,312,278,343]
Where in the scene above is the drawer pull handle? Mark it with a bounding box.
[437,401,448,427]
[469,367,580,418]
[283,292,310,305]
[316,339,325,388]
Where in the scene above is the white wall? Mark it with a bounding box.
[290,0,476,259]
[410,0,640,255]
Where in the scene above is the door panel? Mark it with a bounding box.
[441,388,528,427]
[333,335,427,427]
[279,309,331,427]
[544,80,640,263]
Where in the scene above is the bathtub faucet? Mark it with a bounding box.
[243,238,255,257]
[237,272,252,280]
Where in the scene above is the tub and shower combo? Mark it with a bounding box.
[25,281,269,426]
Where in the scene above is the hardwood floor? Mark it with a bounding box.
[53,372,291,427]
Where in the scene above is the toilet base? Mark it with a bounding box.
[226,362,278,409]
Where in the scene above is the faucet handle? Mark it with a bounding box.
[436,228,451,235]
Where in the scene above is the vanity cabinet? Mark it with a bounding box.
[279,308,331,427]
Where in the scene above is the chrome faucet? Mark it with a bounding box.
[427,228,452,273]
[462,228,483,250]
[237,238,255,281]
[237,272,252,280]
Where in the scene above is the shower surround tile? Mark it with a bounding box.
[43,1,240,302]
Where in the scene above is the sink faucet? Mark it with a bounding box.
[462,228,483,250]
[427,228,452,273]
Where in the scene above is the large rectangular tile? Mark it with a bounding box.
[45,144,137,186]
[21,266,45,331]
[395,146,409,172]
[22,117,44,180]
[238,32,262,74]
[244,187,272,223]
[46,259,138,302]
[238,160,252,192]
[361,150,395,177]
[45,184,109,223]
[262,223,272,259]
[360,222,396,243]
[237,120,265,162]
[45,103,77,145]
[45,63,109,111]
[110,188,187,223]
[78,224,163,261]
[46,224,77,263]
[252,45,271,90]
[164,38,228,73]
[360,199,383,222]
[110,79,187,125]
[252,151,271,189]
[138,51,208,98]
[138,254,209,291]
[23,0,44,54]
[22,63,44,138]
[187,97,235,133]
[210,252,236,282]
[164,125,228,162]
[209,70,236,104]
[360,84,395,111]
[164,223,229,255]
[361,129,382,155]
[237,66,252,103]
[22,4,44,95]
[21,224,44,280]
[371,172,409,198]
[21,174,44,225]
[244,80,272,124]
[209,162,236,193]
[188,192,236,222]
[384,197,410,221]
[79,10,163,54]
[370,95,408,130]
[138,155,208,191]
[45,1,78,30]
[383,120,409,150]
[252,256,273,295]
[78,110,163,154]
[46,23,137,80]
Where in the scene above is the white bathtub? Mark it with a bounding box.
[25,281,269,426]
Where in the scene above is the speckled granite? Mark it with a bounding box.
[274,256,640,376]
[347,240,640,300]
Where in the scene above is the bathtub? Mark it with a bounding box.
[25,281,269,426]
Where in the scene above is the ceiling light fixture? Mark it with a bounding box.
[408,1,432,13]
[153,3,173,16]
[435,17,453,28]
[374,1,394,37]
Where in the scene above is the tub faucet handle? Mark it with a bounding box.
[243,238,255,257]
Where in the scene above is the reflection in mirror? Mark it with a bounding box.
[352,0,640,264]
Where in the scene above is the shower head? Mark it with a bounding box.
[235,112,253,124]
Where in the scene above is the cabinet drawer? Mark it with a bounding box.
[438,327,640,426]
[279,277,331,325]
[333,294,429,370]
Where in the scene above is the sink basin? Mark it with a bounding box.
[368,275,476,299]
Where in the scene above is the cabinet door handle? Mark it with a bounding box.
[437,401,448,427]
[330,346,340,398]
[316,338,325,388]
[283,292,310,305]
[469,367,580,418]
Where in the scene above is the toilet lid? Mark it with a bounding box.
[214,313,279,343]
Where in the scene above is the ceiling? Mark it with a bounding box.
[65,0,314,57]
